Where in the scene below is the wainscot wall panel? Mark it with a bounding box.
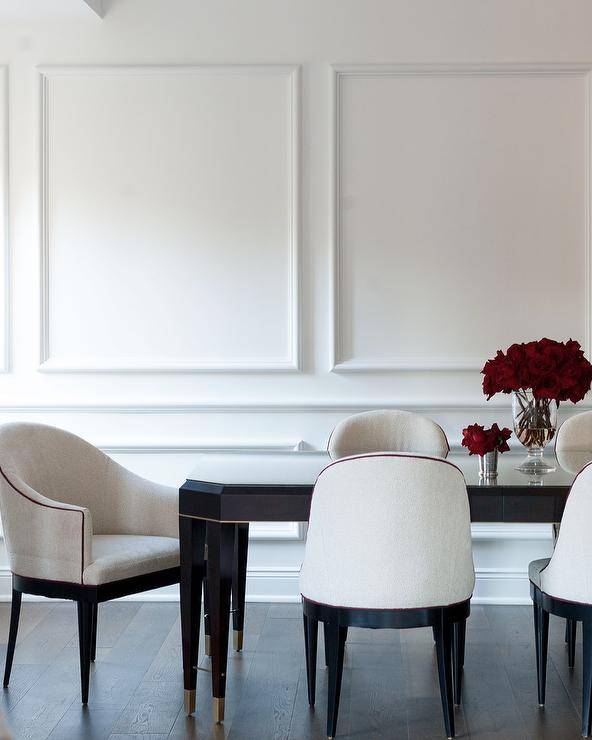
[332,65,590,371]
[0,67,7,372]
[40,66,300,372]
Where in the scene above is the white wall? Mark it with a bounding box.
[0,0,590,602]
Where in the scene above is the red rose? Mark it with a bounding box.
[482,338,592,404]
[462,423,512,456]
[489,423,512,453]
[462,424,492,456]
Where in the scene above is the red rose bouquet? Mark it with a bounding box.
[462,423,512,457]
[482,338,592,403]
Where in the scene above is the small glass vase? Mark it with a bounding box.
[479,450,498,478]
[512,390,557,474]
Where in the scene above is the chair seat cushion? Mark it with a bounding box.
[529,558,551,589]
[82,535,179,585]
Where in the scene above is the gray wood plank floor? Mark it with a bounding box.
[0,601,586,739]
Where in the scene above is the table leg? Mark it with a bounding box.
[179,516,206,715]
[232,523,249,652]
[207,522,234,722]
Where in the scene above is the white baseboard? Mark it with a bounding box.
[0,566,533,606]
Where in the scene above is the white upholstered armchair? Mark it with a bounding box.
[300,453,474,739]
[327,409,449,460]
[0,422,180,703]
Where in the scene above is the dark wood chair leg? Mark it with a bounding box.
[77,600,93,704]
[567,618,577,668]
[583,619,592,737]
[325,621,347,739]
[207,521,234,723]
[180,516,206,715]
[90,603,98,662]
[231,523,249,652]
[434,610,455,739]
[303,613,318,706]
[533,604,549,706]
[565,619,570,643]
[453,619,466,706]
[323,621,329,667]
[3,588,22,688]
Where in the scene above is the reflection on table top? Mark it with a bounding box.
[187,449,592,489]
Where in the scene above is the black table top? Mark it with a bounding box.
[180,449,590,524]
[185,449,583,490]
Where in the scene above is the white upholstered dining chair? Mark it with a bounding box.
[553,412,592,666]
[529,461,592,737]
[300,453,475,739]
[327,409,449,460]
[0,422,180,704]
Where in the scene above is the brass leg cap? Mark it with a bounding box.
[213,697,225,723]
[233,629,244,652]
[204,635,211,657]
[184,689,196,715]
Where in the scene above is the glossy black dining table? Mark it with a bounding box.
[178,449,583,721]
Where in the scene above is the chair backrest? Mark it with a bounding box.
[0,422,141,535]
[327,410,449,460]
[554,412,592,473]
[299,453,474,610]
[540,462,592,603]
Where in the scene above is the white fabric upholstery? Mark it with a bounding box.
[555,412,592,473]
[83,535,179,585]
[299,453,475,609]
[0,423,178,585]
[555,411,592,452]
[327,410,449,460]
[535,463,592,603]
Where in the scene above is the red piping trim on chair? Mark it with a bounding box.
[315,451,464,487]
[0,466,86,583]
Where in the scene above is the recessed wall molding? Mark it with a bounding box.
[99,440,304,453]
[0,66,8,374]
[330,63,592,372]
[39,64,301,373]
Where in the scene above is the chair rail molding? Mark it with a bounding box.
[330,63,592,372]
[38,64,301,373]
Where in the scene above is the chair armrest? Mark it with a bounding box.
[0,469,92,584]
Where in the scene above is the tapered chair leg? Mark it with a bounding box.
[77,601,93,704]
[303,614,319,706]
[583,620,592,737]
[533,604,549,706]
[325,621,347,739]
[567,618,577,668]
[453,619,466,706]
[90,603,98,662]
[434,611,455,739]
[323,621,329,667]
[3,589,22,688]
